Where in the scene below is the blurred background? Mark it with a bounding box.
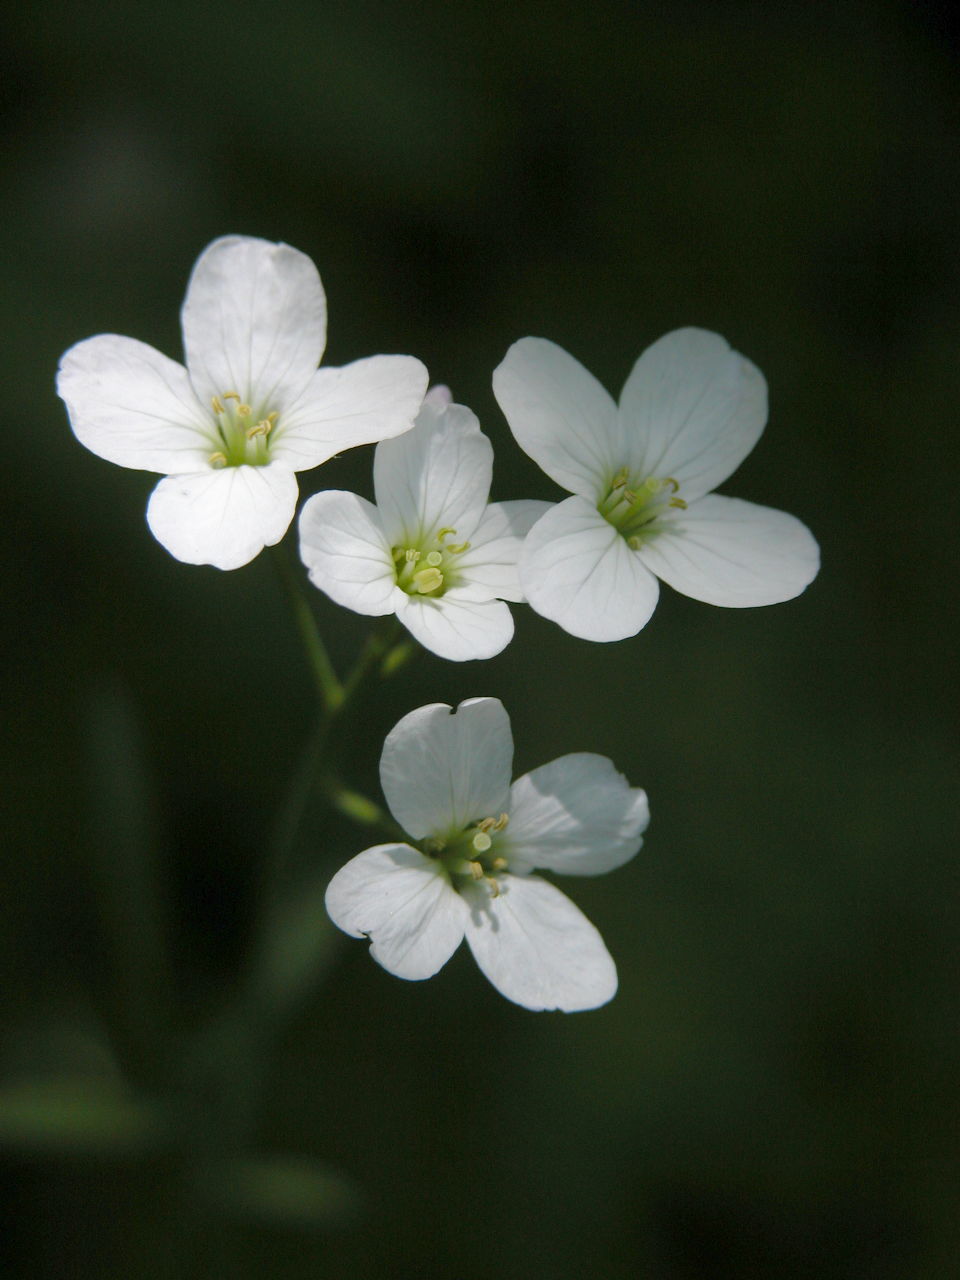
[2,0,958,1275]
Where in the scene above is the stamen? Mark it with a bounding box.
[492,813,509,831]
[246,421,270,440]
[446,541,470,555]
[664,477,680,493]
[491,856,508,871]
[223,391,241,402]
[436,527,457,542]
[403,549,421,563]
[476,817,495,833]
[211,395,225,415]
[472,831,492,853]
[485,876,500,898]
[669,497,687,509]
[236,403,252,417]
[468,859,485,879]
[208,451,227,468]
[267,411,278,425]
[413,567,443,594]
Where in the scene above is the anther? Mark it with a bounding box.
[246,421,269,440]
[669,497,687,509]
[413,567,443,594]
[436,527,457,542]
[665,477,680,493]
[211,395,225,415]
[223,391,241,402]
[492,813,509,831]
[491,856,508,871]
[485,876,500,898]
[476,817,495,833]
[236,403,252,417]
[209,451,228,468]
[446,541,470,555]
[468,860,485,879]
[472,831,492,853]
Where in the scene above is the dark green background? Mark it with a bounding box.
[3,1,958,1275]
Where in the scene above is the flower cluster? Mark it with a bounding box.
[58,235,820,1011]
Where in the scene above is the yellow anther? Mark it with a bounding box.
[246,421,269,440]
[476,817,495,833]
[665,477,680,493]
[208,451,228,468]
[485,876,500,898]
[627,535,642,550]
[267,411,278,424]
[413,566,444,594]
[669,497,688,509]
[403,549,421,563]
[492,813,509,831]
[468,859,485,880]
[491,856,508,871]
[425,550,443,567]
[446,541,470,555]
[436,527,457,542]
[611,465,630,487]
[472,830,492,853]
[211,395,225,415]
[236,403,252,417]
[223,391,241,401]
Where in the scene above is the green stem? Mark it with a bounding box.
[269,542,342,712]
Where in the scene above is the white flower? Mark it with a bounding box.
[492,329,820,641]
[298,387,550,661]
[325,697,649,1012]
[57,236,429,570]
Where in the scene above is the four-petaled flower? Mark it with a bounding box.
[325,697,649,1011]
[493,328,820,641]
[298,387,549,660]
[57,236,429,570]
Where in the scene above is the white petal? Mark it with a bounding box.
[617,328,767,502]
[638,493,820,607]
[298,490,397,616]
[503,754,649,876]
[455,500,554,603]
[520,496,660,641]
[463,875,617,1012]
[325,844,467,981]
[274,355,428,470]
[373,398,492,544]
[380,699,513,838]
[57,335,213,473]
[146,464,298,570]
[493,338,619,497]
[182,236,327,411]
[395,593,514,662]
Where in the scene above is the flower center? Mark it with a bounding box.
[421,812,510,897]
[392,527,471,598]
[207,391,278,469]
[597,466,687,549]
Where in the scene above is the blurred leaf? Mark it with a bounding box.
[0,1077,163,1156]
[252,876,341,1016]
[190,1154,361,1229]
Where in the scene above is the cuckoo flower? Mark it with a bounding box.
[57,236,428,569]
[325,697,649,1012]
[493,329,820,641]
[298,387,549,661]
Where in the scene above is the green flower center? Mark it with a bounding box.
[597,466,687,549]
[207,391,278,468]
[421,812,510,896]
[392,526,472,598]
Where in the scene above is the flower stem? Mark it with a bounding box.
[269,541,342,712]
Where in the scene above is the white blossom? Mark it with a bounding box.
[325,697,649,1012]
[493,329,820,640]
[298,388,549,661]
[57,236,428,570]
